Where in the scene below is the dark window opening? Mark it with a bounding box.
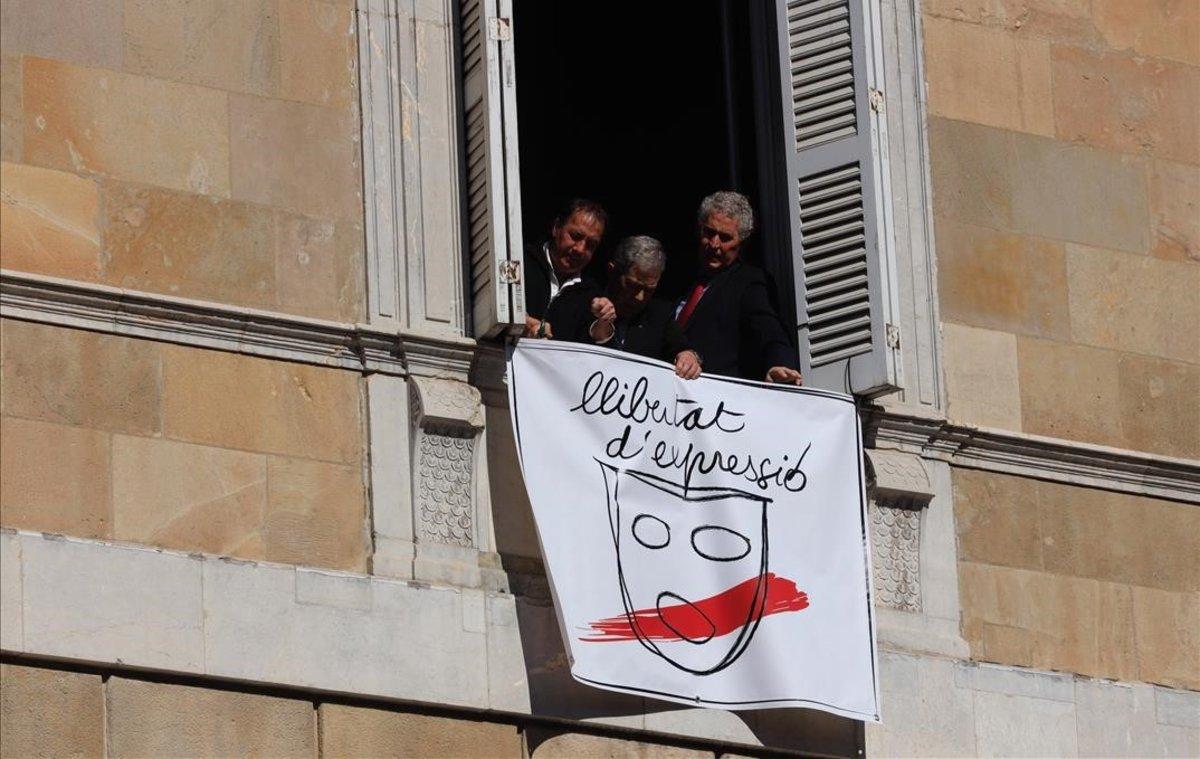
[513,0,793,322]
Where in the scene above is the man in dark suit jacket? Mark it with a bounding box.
[523,198,607,341]
[581,236,701,379]
[674,191,802,384]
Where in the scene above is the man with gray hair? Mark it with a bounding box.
[673,191,802,384]
[583,235,702,380]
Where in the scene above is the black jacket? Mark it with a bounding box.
[575,298,691,363]
[678,262,799,380]
[524,242,600,342]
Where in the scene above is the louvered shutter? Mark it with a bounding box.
[774,0,902,396]
[461,0,525,338]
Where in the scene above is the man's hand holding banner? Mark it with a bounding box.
[507,341,880,721]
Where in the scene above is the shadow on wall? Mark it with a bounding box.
[482,403,862,757]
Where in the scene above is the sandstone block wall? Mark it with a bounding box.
[0,662,740,759]
[0,319,369,571]
[0,0,364,323]
[925,0,1199,459]
[924,0,1200,693]
[954,469,1199,690]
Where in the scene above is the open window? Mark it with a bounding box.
[461,0,905,398]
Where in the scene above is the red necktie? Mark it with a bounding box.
[675,283,707,328]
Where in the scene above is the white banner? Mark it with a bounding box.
[507,341,880,721]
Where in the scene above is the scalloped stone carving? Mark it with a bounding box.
[871,502,921,612]
[410,378,482,549]
[416,425,476,547]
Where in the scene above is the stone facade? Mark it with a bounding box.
[1,0,364,322]
[924,0,1200,720]
[0,0,1196,756]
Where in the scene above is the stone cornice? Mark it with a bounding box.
[3,269,1197,503]
[865,408,1200,504]
[0,269,477,380]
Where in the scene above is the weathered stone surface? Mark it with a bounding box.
[923,17,1053,136]
[124,0,280,97]
[1155,687,1200,730]
[23,57,230,196]
[0,531,21,649]
[936,219,1069,339]
[1,53,22,161]
[957,660,1075,702]
[928,117,1014,230]
[643,709,759,747]
[320,704,521,758]
[1091,0,1200,66]
[0,417,111,538]
[1095,581,1138,683]
[866,653,977,757]
[107,677,316,758]
[1016,337,1122,447]
[21,533,205,670]
[161,343,362,464]
[274,212,364,322]
[1,161,102,281]
[941,322,1023,430]
[1037,480,1200,593]
[1066,243,1200,363]
[959,562,1135,681]
[112,435,268,558]
[1076,679,1200,758]
[952,468,1043,571]
[279,0,356,109]
[102,180,277,309]
[531,731,709,758]
[931,119,1149,253]
[229,93,359,219]
[0,318,161,435]
[973,689,1078,757]
[1118,353,1200,460]
[1052,45,1200,164]
[1148,159,1200,263]
[1008,129,1150,253]
[202,559,489,707]
[99,179,364,320]
[923,0,1098,45]
[264,455,367,572]
[0,0,124,69]
[0,664,105,759]
[1132,586,1200,690]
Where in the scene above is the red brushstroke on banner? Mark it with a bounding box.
[580,573,809,642]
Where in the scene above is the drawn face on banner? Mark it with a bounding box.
[596,462,771,675]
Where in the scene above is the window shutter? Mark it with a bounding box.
[460,0,525,338]
[774,0,902,397]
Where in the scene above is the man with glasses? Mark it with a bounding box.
[584,235,702,380]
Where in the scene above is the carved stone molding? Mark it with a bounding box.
[410,377,484,550]
[410,376,485,429]
[865,408,1200,504]
[415,426,476,547]
[870,504,922,612]
[5,269,1198,506]
[0,269,406,374]
[0,269,483,383]
[865,449,930,612]
[867,447,934,511]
